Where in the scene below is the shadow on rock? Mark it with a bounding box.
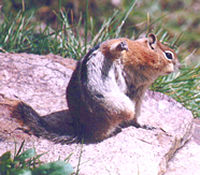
[0,94,77,144]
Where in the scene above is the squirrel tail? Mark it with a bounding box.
[15,102,78,144]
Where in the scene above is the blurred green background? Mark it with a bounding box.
[1,0,200,58]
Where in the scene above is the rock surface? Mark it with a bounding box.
[165,119,200,175]
[0,53,195,175]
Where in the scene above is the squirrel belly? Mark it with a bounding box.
[66,34,179,142]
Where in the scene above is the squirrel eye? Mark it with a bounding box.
[164,50,174,60]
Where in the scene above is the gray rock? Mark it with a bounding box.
[165,119,200,175]
[0,53,194,175]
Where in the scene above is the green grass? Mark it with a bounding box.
[0,0,137,58]
[151,63,200,117]
[0,141,74,175]
[0,0,199,118]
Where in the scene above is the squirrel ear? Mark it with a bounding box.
[110,41,128,52]
[148,33,157,50]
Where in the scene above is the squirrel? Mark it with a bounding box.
[13,33,179,144]
[66,33,179,142]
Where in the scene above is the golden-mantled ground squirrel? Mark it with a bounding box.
[67,33,179,142]
[14,33,179,144]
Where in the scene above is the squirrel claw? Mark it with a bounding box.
[141,125,156,130]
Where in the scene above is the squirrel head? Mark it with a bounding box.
[144,33,180,76]
[100,34,180,81]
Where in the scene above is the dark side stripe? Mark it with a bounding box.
[81,43,101,81]
[83,43,101,64]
